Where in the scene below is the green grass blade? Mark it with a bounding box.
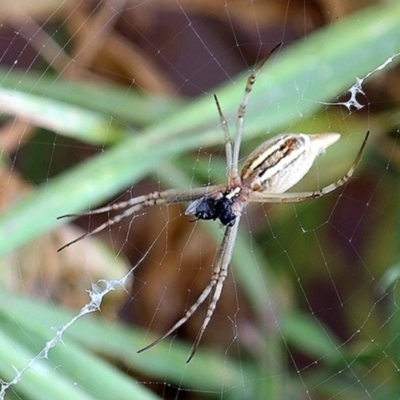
[0,288,245,394]
[0,68,179,128]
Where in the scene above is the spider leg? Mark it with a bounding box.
[57,185,223,251]
[248,131,369,204]
[137,279,215,354]
[137,220,240,362]
[187,219,240,363]
[232,43,282,176]
[214,94,233,177]
[58,186,223,220]
[57,202,147,251]
[57,193,165,219]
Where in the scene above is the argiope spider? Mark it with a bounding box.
[58,46,369,362]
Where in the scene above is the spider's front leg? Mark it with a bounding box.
[186,220,240,362]
[57,185,223,251]
[137,220,240,363]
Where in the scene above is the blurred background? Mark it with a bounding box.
[1,1,400,399]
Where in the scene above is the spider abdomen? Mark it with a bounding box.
[241,133,341,193]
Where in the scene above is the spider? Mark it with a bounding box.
[58,46,369,362]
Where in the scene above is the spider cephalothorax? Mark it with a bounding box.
[58,44,368,362]
[185,187,242,226]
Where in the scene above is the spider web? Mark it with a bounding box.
[1,1,400,399]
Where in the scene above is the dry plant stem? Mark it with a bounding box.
[70,0,128,70]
